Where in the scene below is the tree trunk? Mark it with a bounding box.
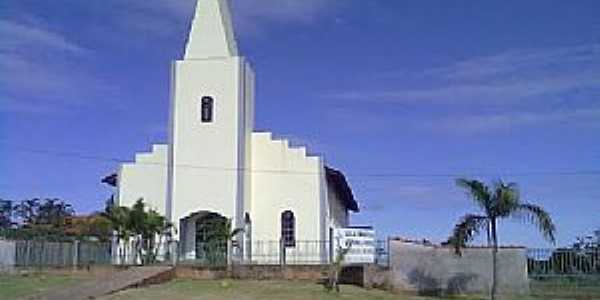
[491,218,498,300]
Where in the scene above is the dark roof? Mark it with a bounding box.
[345,225,373,230]
[325,166,359,212]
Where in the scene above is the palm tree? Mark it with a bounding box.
[143,208,172,264]
[104,205,131,263]
[105,199,172,265]
[201,217,243,266]
[449,179,556,300]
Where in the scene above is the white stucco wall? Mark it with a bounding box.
[327,185,349,229]
[168,57,253,237]
[118,144,168,215]
[250,132,327,263]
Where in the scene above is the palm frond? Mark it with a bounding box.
[230,228,245,238]
[493,180,520,217]
[448,214,489,256]
[512,203,556,244]
[456,179,492,214]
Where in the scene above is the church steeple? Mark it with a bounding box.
[184,0,238,59]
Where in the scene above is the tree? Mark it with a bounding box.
[15,198,74,228]
[104,199,172,265]
[0,199,14,230]
[325,241,352,293]
[37,198,74,227]
[199,215,243,266]
[64,214,114,242]
[448,179,556,300]
[15,198,41,227]
[104,205,132,262]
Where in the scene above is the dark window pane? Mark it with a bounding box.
[201,96,213,122]
[281,210,295,248]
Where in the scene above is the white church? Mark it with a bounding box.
[114,0,359,264]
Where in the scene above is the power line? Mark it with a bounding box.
[3,143,600,178]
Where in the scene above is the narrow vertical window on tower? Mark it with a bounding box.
[200,96,214,122]
[281,210,296,248]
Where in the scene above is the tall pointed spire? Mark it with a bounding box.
[184,0,238,59]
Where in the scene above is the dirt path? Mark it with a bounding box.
[23,266,174,300]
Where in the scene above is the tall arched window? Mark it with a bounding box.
[200,96,214,123]
[281,210,295,248]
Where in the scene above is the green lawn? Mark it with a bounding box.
[3,275,597,300]
[529,277,600,299]
[100,280,482,300]
[99,279,600,300]
[0,273,85,300]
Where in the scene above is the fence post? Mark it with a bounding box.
[111,232,119,265]
[170,240,177,267]
[25,241,30,268]
[73,240,79,270]
[227,239,233,271]
[279,239,286,267]
[37,241,43,270]
[387,237,391,268]
[329,228,334,264]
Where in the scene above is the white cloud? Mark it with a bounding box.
[323,43,600,133]
[328,74,600,104]
[234,0,334,23]
[425,44,600,81]
[0,20,86,54]
[0,0,339,115]
[422,108,600,133]
[0,20,113,114]
[327,44,600,104]
[121,0,337,37]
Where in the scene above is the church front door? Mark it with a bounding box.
[195,212,228,265]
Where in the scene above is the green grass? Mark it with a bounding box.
[100,280,481,300]
[529,277,600,299]
[99,279,600,300]
[0,273,85,300]
[4,275,596,300]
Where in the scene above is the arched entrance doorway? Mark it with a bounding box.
[195,212,228,265]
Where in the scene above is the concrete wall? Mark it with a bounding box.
[0,240,16,273]
[388,241,529,296]
[175,264,329,281]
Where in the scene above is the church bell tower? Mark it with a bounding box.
[167,0,255,239]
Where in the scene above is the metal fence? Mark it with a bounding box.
[527,248,600,299]
[248,240,329,265]
[175,239,390,267]
[12,240,112,267]
[375,239,390,267]
[528,248,600,276]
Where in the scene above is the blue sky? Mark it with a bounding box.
[1,0,599,248]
